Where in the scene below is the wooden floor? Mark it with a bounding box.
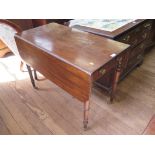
[0,48,155,135]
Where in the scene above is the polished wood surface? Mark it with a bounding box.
[15,23,129,74]
[14,23,129,128]
[0,47,155,134]
[15,23,129,102]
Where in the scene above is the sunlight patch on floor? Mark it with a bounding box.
[0,55,29,83]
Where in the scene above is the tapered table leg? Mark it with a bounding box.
[34,69,38,80]
[26,64,37,89]
[110,71,121,102]
[83,100,90,129]
[110,57,123,102]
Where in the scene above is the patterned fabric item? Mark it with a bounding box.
[69,19,135,32]
[0,23,19,56]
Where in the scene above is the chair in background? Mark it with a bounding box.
[0,19,37,88]
[0,19,24,70]
[0,39,11,57]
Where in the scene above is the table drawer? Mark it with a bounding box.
[94,50,128,90]
[120,52,143,79]
[142,20,153,31]
[95,55,127,90]
[129,42,145,58]
[118,30,135,45]
[95,67,116,89]
[127,53,143,69]
[92,58,117,82]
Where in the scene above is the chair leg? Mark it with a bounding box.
[20,61,24,72]
[26,64,37,89]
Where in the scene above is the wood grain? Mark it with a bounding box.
[15,23,129,102]
[0,98,24,134]
[0,46,155,134]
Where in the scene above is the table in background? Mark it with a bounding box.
[69,19,154,92]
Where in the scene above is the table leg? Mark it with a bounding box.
[110,57,123,102]
[26,64,37,89]
[34,69,38,80]
[83,100,90,130]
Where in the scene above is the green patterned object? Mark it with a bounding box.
[69,19,135,32]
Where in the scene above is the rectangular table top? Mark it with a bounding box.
[15,23,130,128]
[16,23,129,75]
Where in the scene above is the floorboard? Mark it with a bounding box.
[0,47,155,134]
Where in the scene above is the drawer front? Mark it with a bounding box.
[120,53,143,78]
[124,42,145,71]
[127,53,143,69]
[94,52,128,90]
[117,20,153,46]
[118,30,136,45]
[143,20,153,31]
[92,58,117,82]
[96,67,116,89]
[129,42,145,58]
